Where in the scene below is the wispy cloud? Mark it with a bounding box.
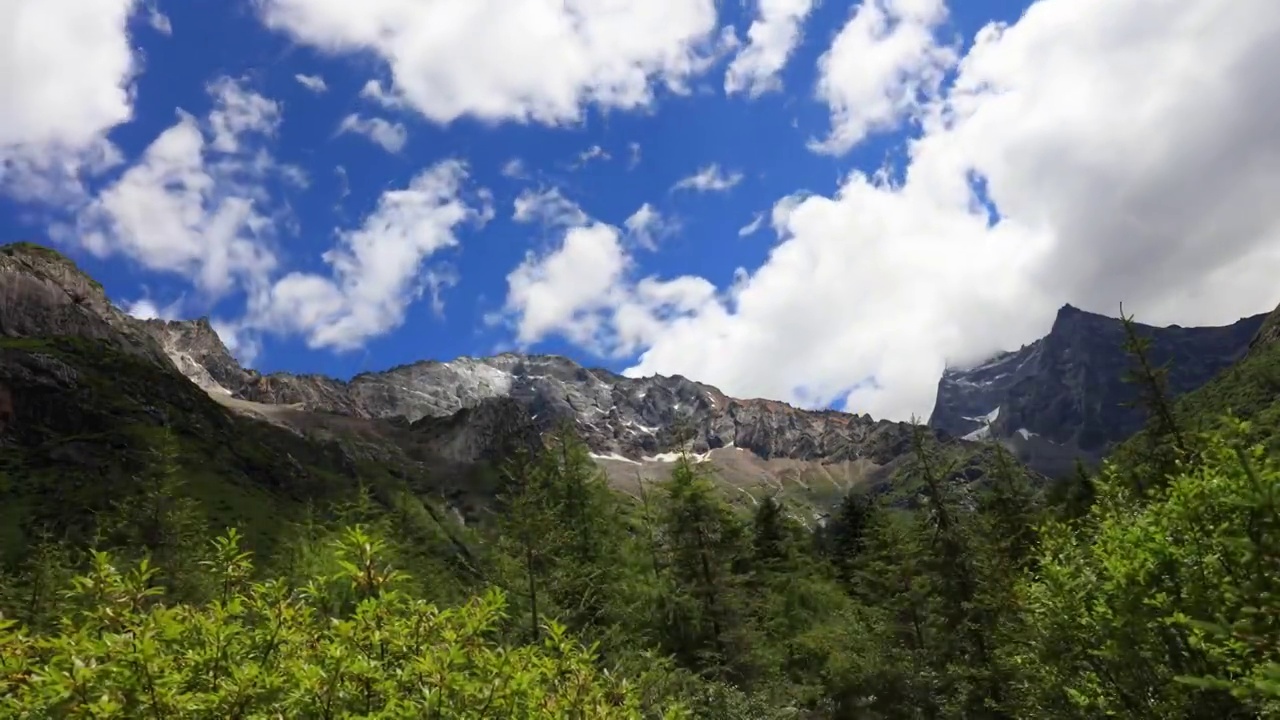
[671,163,743,193]
[336,114,408,153]
[501,158,528,179]
[573,144,610,168]
[294,73,328,94]
[738,212,765,237]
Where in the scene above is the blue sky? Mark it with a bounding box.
[3,0,1277,421]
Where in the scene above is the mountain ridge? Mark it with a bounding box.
[4,240,1271,508]
[929,301,1268,476]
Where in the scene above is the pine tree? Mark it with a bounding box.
[826,489,877,590]
[908,423,1010,718]
[536,426,628,632]
[980,441,1039,571]
[1120,303,1189,493]
[98,426,207,601]
[494,445,561,642]
[657,452,749,681]
[1051,456,1098,521]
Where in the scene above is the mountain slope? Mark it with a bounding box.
[929,303,1266,476]
[139,319,935,513]
[21,241,1209,546]
[0,244,497,561]
[0,243,929,541]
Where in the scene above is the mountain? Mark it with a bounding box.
[929,303,1267,477]
[140,318,928,507]
[1,241,978,555]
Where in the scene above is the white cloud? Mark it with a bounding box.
[738,212,765,237]
[210,318,262,367]
[810,0,955,155]
[496,192,717,355]
[73,79,285,297]
[724,0,817,97]
[123,296,181,321]
[0,0,139,201]
[628,142,642,170]
[624,203,677,250]
[146,3,172,34]
[504,223,631,349]
[574,144,610,167]
[294,73,328,93]
[207,77,283,153]
[256,0,722,125]
[252,160,489,350]
[500,0,1280,424]
[501,157,527,179]
[672,163,744,193]
[358,79,408,111]
[513,187,588,227]
[336,113,408,153]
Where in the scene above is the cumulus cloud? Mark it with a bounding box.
[336,114,408,153]
[0,0,139,201]
[513,187,589,227]
[207,77,283,153]
[496,190,717,355]
[504,223,631,349]
[810,0,956,155]
[500,0,1280,423]
[123,296,181,321]
[294,73,328,93]
[251,160,489,350]
[724,0,818,97]
[255,0,723,125]
[672,163,744,193]
[73,79,285,296]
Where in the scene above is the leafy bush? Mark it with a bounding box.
[0,527,686,719]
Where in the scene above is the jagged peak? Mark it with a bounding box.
[0,241,105,295]
[1050,301,1113,327]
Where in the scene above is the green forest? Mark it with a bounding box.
[3,315,1280,719]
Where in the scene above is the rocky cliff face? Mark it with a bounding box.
[140,322,919,468]
[929,304,1267,476]
[0,243,171,368]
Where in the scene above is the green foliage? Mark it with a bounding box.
[1011,421,1280,718]
[0,527,683,719]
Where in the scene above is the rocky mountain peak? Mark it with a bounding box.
[930,306,1268,476]
[130,313,914,470]
[139,317,244,396]
[0,243,170,366]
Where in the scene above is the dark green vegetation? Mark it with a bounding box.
[4,245,1280,716]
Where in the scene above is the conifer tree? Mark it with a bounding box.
[1120,303,1190,493]
[99,426,207,600]
[495,445,561,642]
[826,489,877,589]
[657,452,748,681]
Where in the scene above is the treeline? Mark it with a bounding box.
[4,315,1280,717]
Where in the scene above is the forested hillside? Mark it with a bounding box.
[4,307,1280,717]
[3,242,1280,716]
